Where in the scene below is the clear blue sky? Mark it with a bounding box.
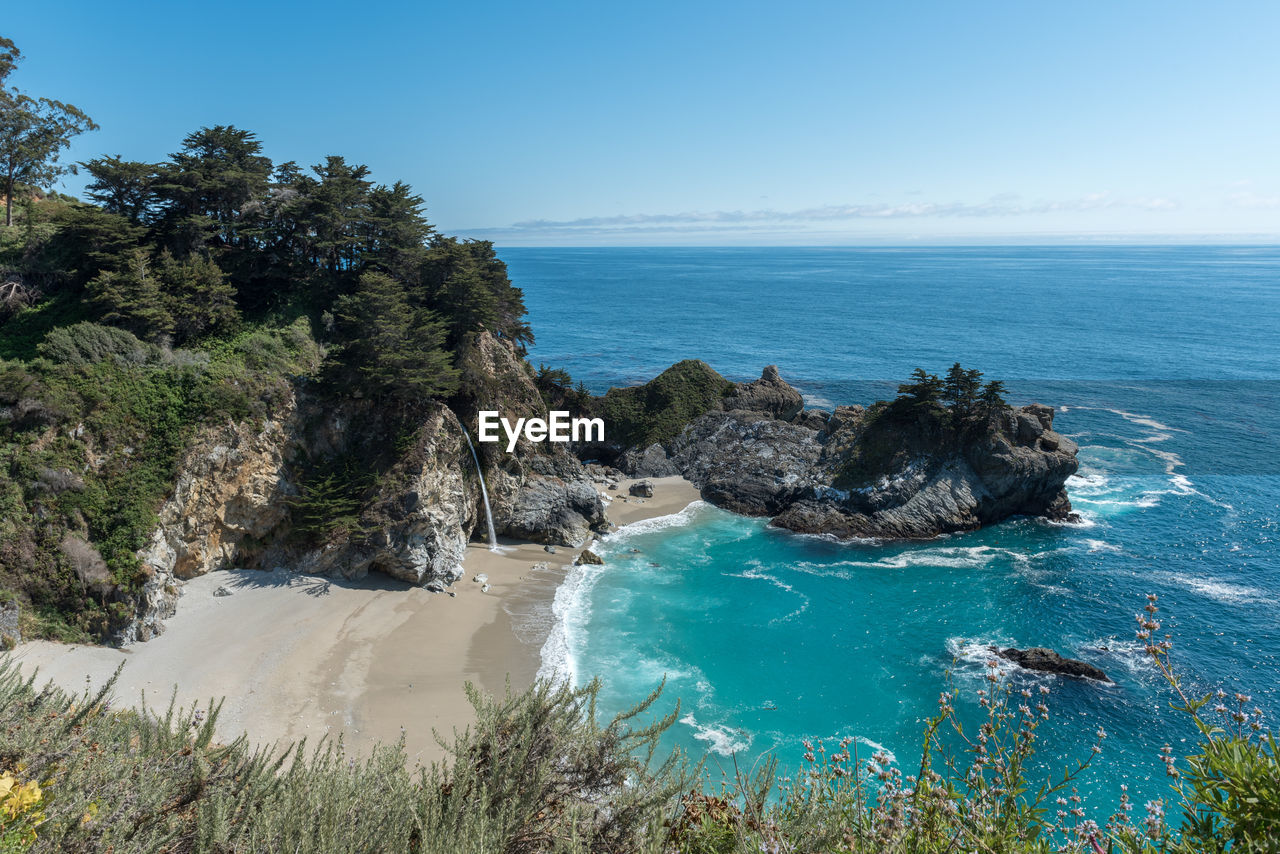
[7,1,1280,245]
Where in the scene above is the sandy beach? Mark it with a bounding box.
[6,476,700,767]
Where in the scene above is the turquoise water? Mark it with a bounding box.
[505,246,1280,813]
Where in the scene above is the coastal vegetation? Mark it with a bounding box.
[833,362,1010,490]
[0,597,1274,852]
[0,37,1271,852]
[593,359,736,450]
[0,38,533,641]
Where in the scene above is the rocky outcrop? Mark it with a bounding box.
[992,646,1111,682]
[721,365,804,420]
[284,402,478,585]
[120,332,606,643]
[606,364,1079,541]
[668,411,821,516]
[618,444,680,478]
[140,392,299,582]
[467,332,608,547]
[121,394,300,642]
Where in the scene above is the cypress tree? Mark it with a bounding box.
[332,272,459,404]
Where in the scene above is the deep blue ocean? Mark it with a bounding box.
[504,246,1280,814]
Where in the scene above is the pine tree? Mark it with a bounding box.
[942,362,984,419]
[897,368,944,408]
[87,248,175,341]
[154,250,239,342]
[979,380,1010,419]
[333,272,459,404]
[82,155,161,224]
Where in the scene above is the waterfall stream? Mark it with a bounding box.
[463,430,499,550]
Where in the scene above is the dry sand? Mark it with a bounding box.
[6,476,699,767]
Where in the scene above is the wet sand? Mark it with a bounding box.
[7,476,700,766]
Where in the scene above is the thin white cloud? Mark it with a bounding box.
[503,192,1180,233]
[1227,190,1280,210]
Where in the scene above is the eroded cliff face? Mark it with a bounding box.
[618,366,1079,541]
[121,333,606,642]
[280,401,479,586]
[123,396,300,643]
[464,332,608,546]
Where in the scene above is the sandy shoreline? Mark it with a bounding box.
[5,476,699,767]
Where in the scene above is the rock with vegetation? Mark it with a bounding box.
[281,401,478,587]
[604,362,1079,539]
[465,331,607,546]
[580,359,736,469]
[0,107,585,643]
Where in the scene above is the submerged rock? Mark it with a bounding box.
[992,646,1111,682]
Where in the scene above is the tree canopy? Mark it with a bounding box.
[0,37,98,226]
[1,36,535,411]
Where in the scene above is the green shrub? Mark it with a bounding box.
[597,359,735,450]
[37,321,151,365]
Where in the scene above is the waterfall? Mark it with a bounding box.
[463,430,499,550]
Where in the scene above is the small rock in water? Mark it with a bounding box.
[991,646,1111,683]
[473,573,488,584]
[544,545,557,554]
[481,583,491,593]
[576,549,605,566]
[213,585,233,597]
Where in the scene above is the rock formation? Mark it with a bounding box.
[605,365,1079,540]
[992,646,1111,682]
[119,332,606,643]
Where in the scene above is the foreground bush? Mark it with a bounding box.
[0,596,1274,852]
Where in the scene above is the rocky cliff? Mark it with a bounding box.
[120,333,605,643]
[609,365,1078,540]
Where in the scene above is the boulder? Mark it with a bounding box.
[618,443,680,477]
[629,480,655,498]
[576,549,604,566]
[992,646,1111,682]
[0,602,21,648]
